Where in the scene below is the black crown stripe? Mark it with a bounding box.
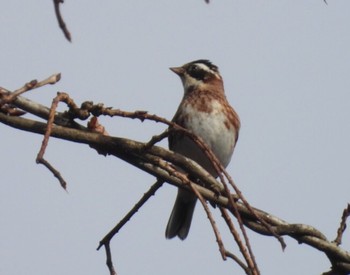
[188,59,218,72]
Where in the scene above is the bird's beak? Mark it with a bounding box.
[170,66,185,76]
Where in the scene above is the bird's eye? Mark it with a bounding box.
[187,65,198,75]
[187,65,206,80]
[189,64,197,72]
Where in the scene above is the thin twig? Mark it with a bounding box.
[97,179,164,250]
[193,184,227,260]
[221,207,259,275]
[12,74,61,97]
[36,92,70,190]
[36,158,67,190]
[334,204,350,246]
[97,179,164,274]
[206,163,259,271]
[53,0,72,42]
[104,242,117,275]
[223,170,286,250]
[225,250,251,275]
[144,130,170,150]
[183,175,227,260]
[0,74,61,104]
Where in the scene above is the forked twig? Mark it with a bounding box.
[97,180,164,274]
[0,74,61,104]
[36,92,71,190]
[144,130,170,150]
[97,179,164,250]
[221,207,258,275]
[225,250,251,275]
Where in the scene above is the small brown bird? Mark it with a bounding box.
[166,60,240,240]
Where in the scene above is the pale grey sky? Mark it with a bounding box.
[1,1,350,275]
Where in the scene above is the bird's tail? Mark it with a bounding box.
[165,189,197,240]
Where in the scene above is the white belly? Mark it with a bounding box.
[171,100,238,176]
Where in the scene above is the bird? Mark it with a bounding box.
[165,59,240,240]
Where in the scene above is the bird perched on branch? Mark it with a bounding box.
[166,60,240,240]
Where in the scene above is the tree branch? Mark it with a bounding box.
[0,77,349,275]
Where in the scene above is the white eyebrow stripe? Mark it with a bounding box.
[191,62,221,80]
[193,63,212,73]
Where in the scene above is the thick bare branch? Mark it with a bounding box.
[1,111,349,273]
[0,78,349,275]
